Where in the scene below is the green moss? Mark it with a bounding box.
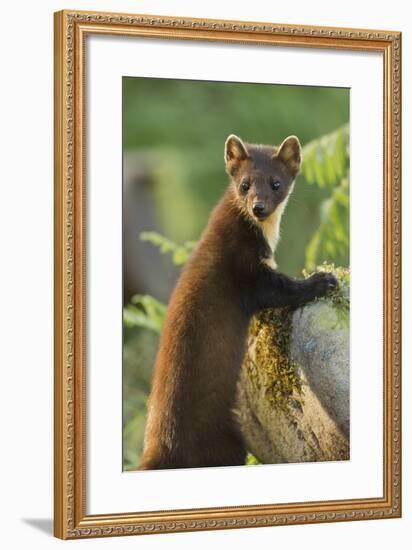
[244,264,350,413]
[303,263,350,313]
[304,263,350,330]
[246,307,302,413]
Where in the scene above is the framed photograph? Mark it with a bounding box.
[54,9,402,539]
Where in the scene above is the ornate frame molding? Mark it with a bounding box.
[54,9,401,539]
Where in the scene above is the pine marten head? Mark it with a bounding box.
[224,134,302,224]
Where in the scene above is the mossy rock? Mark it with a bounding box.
[237,266,350,464]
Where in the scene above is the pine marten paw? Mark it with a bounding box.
[307,272,338,298]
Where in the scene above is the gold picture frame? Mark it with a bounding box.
[54,9,402,539]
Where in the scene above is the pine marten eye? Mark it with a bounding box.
[240,178,250,193]
[270,178,281,191]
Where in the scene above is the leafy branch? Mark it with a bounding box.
[140,231,196,266]
[301,125,349,270]
[124,295,167,333]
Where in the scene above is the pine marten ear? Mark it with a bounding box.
[225,134,249,174]
[275,136,302,178]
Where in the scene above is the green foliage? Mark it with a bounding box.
[123,328,159,470]
[301,125,349,270]
[124,294,167,333]
[301,124,349,187]
[140,231,196,266]
[246,453,261,465]
[125,233,196,335]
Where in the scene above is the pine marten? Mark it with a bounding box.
[139,134,337,470]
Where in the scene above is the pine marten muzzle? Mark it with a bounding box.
[138,134,337,470]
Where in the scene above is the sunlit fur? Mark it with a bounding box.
[257,182,294,270]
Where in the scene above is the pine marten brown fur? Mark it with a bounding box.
[139,134,337,470]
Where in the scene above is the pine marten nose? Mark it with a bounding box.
[252,202,265,217]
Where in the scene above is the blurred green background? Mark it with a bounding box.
[122,77,350,470]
